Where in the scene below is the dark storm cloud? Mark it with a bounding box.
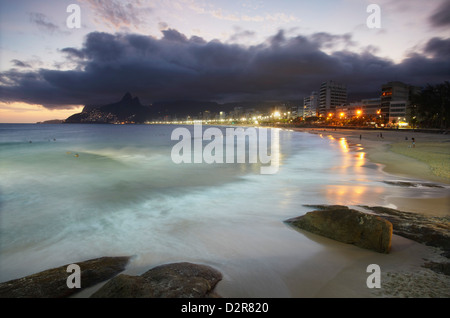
[424,37,450,58]
[310,32,355,49]
[161,29,189,42]
[60,47,86,60]
[1,29,449,108]
[429,0,450,28]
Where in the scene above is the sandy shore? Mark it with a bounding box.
[293,128,450,216]
[293,128,450,183]
[286,127,450,298]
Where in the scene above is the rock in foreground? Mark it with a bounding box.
[0,256,131,298]
[285,205,393,254]
[91,262,222,298]
[360,206,450,257]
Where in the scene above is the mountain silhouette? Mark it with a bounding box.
[65,93,290,124]
[65,93,152,124]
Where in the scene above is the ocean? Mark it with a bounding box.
[0,124,446,297]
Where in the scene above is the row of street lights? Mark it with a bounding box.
[324,109,381,119]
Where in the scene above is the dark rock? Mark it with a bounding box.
[0,256,130,298]
[360,206,450,257]
[91,262,222,298]
[382,181,444,188]
[285,205,393,254]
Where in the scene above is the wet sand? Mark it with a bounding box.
[294,128,450,185]
[287,128,449,298]
[294,128,450,217]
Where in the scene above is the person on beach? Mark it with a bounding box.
[412,138,415,148]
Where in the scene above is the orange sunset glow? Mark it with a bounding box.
[0,102,83,123]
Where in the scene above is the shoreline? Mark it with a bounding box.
[293,127,450,217]
[282,127,449,298]
[292,127,450,185]
[1,125,448,298]
[288,128,449,298]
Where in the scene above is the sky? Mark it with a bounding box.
[0,0,449,123]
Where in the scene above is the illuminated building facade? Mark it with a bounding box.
[380,81,420,124]
[319,81,347,116]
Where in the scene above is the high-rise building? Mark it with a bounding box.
[303,91,319,118]
[381,81,409,122]
[319,81,347,116]
[381,81,421,123]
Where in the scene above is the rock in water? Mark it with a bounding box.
[285,205,393,254]
[91,262,222,298]
[0,256,131,298]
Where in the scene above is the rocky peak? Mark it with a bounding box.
[121,92,133,102]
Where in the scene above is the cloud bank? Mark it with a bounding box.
[429,0,450,28]
[0,28,449,109]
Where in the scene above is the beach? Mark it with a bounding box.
[294,128,450,216]
[286,127,450,298]
[0,124,448,299]
[66,127,450,298]
[72,126,450,299]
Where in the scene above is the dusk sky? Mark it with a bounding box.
[1,0,449,123]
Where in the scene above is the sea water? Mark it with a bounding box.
[0,124,447,297]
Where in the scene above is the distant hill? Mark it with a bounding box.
[64,92,300,123]
[65,92,153,124]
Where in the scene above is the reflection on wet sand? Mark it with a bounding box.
[327,136,368,177]
[339,137,348,152]
[323,135,387,205]
[324,184,386,206]
[320,133,449,216]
